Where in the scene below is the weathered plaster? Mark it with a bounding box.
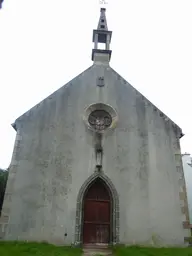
[0,63,186,246]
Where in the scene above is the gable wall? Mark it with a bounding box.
[0,64,189,246]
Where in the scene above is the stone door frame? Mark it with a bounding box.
[74,171,119,246]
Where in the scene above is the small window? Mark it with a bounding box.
[101,19,104,22]
[100,25,105,29]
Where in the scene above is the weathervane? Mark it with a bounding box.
[99,0,108,5]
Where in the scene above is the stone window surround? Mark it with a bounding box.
[83,103,118,134]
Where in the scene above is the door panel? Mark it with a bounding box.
[83,179,111,244]
[84,201,98,222]
[97,202,110,223]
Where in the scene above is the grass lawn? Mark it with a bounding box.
[113,245,192,256]
[0,241,82,256]
[1,242,192,256]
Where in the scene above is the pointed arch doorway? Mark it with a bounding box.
[83,178,111,245]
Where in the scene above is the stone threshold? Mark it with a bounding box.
[83,244,112,256]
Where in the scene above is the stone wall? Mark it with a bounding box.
[0,63,188,246]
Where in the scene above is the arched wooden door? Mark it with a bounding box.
[83,179,111,244]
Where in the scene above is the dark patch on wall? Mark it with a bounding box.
[135,96,149,191]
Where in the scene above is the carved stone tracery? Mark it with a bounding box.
[88,110,112,131]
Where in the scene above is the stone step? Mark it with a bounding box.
[83,248,112,256]
[83,244,109,249]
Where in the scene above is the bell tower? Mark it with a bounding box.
[92,8,112,63]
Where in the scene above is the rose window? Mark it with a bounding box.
[88,110,112,131]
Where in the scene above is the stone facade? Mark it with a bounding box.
[0,8,190,247]
[0,63,190,246]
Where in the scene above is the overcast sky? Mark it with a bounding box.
[0,0,191,169]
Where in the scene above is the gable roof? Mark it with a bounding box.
[12,64,184,139]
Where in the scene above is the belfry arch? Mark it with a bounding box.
[74,172,119,245]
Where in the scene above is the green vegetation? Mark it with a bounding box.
[1,242,192,256]
[112,245,192,256]
[0,168,8,215]
[0,242,82,256]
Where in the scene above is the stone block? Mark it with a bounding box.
[179,192,185,200]
[181,206,188,214]
[1,207,10,215]
[0,215,9,223]
[0,230,5,239]
[183,221,190,229]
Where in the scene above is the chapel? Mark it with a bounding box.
[0,8,190,246]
